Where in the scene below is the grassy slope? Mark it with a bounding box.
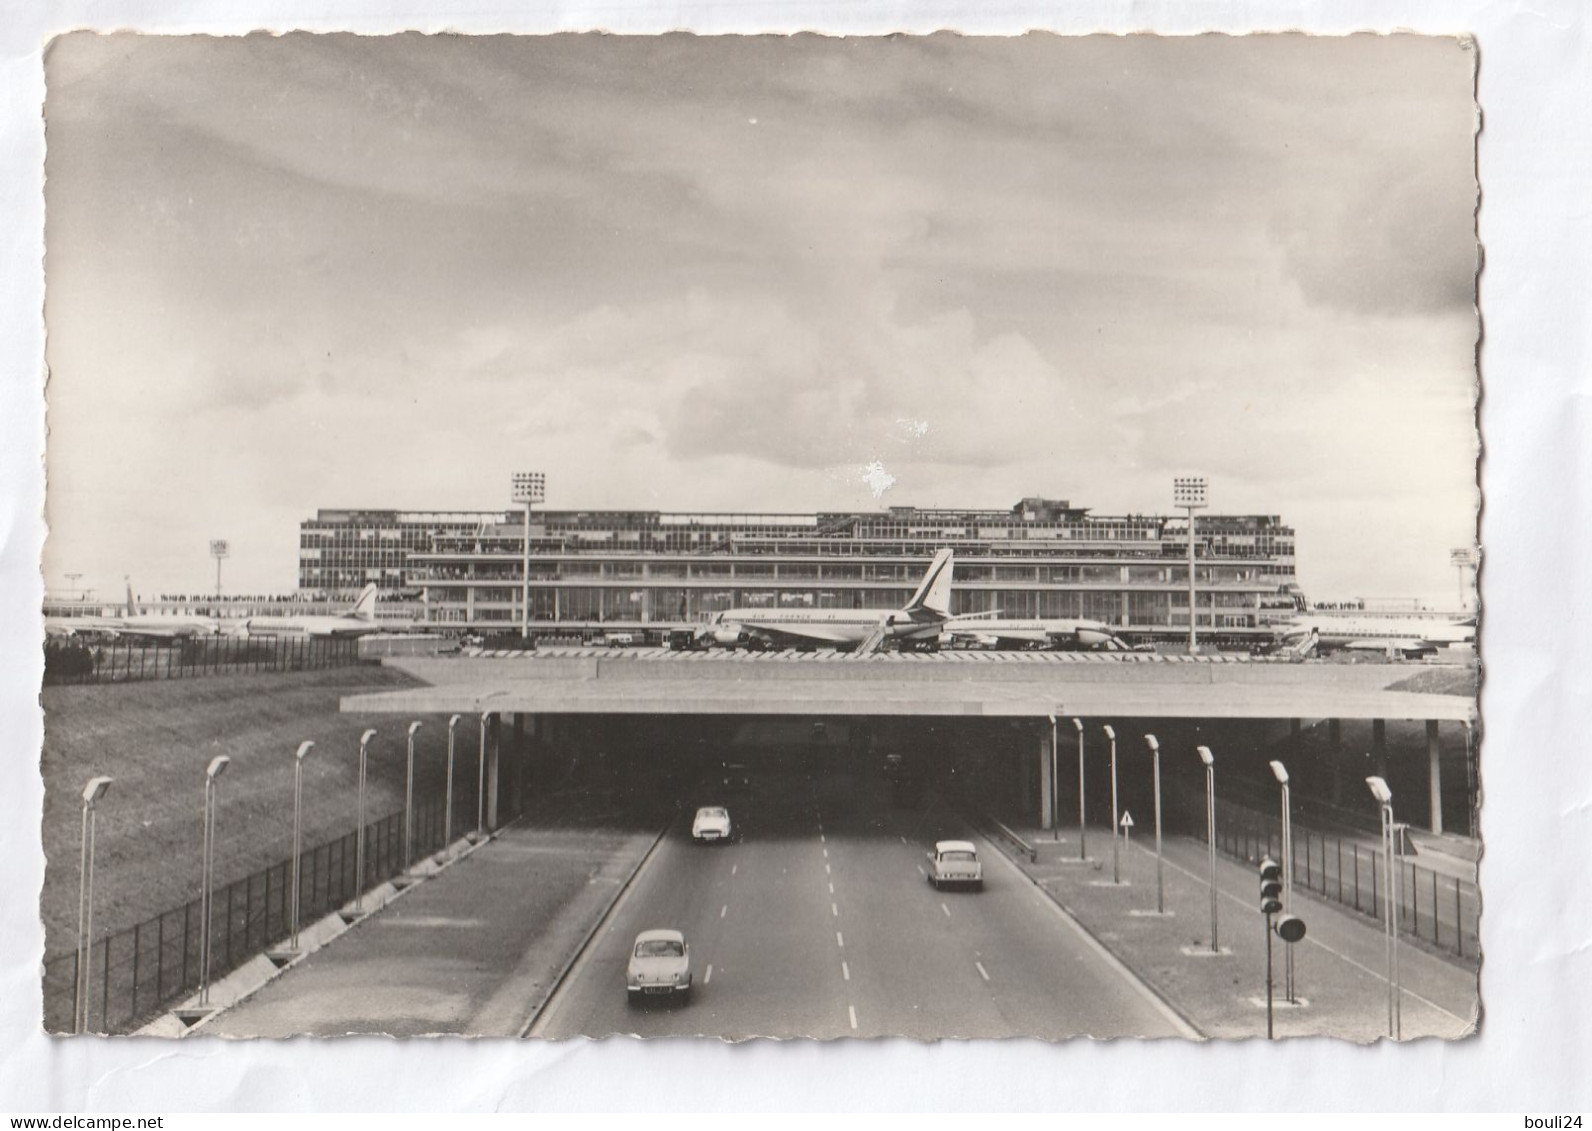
[39,665,476,955]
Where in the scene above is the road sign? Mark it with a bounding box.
[1119,811,1134,829]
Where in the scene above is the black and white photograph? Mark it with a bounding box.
[30,29,1489,1047]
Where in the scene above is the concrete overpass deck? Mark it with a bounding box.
[341,649,1476,722]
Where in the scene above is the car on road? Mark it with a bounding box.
[692,806,733,843]
[927,840,983,891]
[626,929,692,1003]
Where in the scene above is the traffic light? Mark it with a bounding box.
[1276,914,1307,943]
[1259,856,1283,915]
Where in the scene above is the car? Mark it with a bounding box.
[926,840,983,891]
[692,806,733,843]
[626,929,692,1003]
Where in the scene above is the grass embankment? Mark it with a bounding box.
[39,665,470,955]
[1387,665,1480,697]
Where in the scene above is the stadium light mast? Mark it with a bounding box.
[1450,547,1478,611]
[1173,477,1208,654]
[511,472,546,641]
[210,540,229,602]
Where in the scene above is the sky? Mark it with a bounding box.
[40,32,1480,603]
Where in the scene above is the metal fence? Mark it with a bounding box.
[43,636,363,686]
[1195,789,1480,962]
[42,783,509,1034]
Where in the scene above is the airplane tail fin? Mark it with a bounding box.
[350,583,380,621]
[903,548,955,618]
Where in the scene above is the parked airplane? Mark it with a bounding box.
[243,584,393,639]
[1273,612,1475,659]
[938,616,1135,652]
[46,584,218,641]
[700,549,955,654]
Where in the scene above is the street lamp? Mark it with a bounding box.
[1367,775,1402,1039]
[354,729,376,914]
[1270,759,1295,1000]
[1047,714,1059,841]
[75,775,113,1033]
[199,756,230,1006]
[445,714,462,847]
[1144,733,1164,913]
[404,721,422,870]
[1104,725,1121,884]
[288,741,314,951]
[1196,746,1218,952]
[476,712,491,839]
[1072,717,1086,861]
[512,472,546,641]
[1173,476,1208,654]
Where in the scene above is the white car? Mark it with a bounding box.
[692,806,733,843]
[927,840,984,891]
[626,929,692,1003]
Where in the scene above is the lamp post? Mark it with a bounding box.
[1196,746,1218,952]
[75,775,113,1033]
[1104,725,1120,884]
[354,730,376,914]
[445,714,461,847]
[404,721,422,870]
[512,472,546,641]
[477,712,491,839]
[1144,733,1164,913]
[1173,477,1208,654]
[1047,714,1059,840]
[1270,759,1295,1000]
[1071,717,1086,861]
[289,741,314,951]
[1367,775,1402,1039]
[199,755,230,1006]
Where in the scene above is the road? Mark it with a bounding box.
[530,766,1193,1040]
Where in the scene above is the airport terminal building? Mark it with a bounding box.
[298,498,1301,641]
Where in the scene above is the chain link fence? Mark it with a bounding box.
[43,636,364,686]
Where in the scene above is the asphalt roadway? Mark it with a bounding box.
[529,769,1193,1040]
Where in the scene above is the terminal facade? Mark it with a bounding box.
[298,497,1301,641]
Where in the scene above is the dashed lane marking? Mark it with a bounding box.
[917,863,926,876]
[842,961,851,981]
[820,833,826,844]
[705,964,713,984]
[828,882,834,894]
[836,931,845,948]
[825,863,832,875]
[823,847,829,859]
[720,904,728,919]
[975,961,990,982]
[832,903,839,917]
[731,864,737,876]
[941,902,951,917]
[848,1005,858,1031]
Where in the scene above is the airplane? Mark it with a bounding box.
[938,616,1137,652]
[1272,612,1476,659]
[699,549,955,654]
[46,584,219,641]
[242,584,395,639]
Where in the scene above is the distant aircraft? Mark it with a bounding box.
[243,584,393,639]
[1273,612,1475,659]
[938,616,1135,652]
[46,584,218,641]
[700,549,955,654]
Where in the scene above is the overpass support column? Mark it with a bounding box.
[512,713,527,818]
[1328,718,1341,747]
[1038,731,1055,831]
[1426,720,1443,835]
[485,714,502,831]
[1372,718,1388,780]
[1289,718,1302,738]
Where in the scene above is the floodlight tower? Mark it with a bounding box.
[511,473,547,640]
[1173,477,1208,654]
